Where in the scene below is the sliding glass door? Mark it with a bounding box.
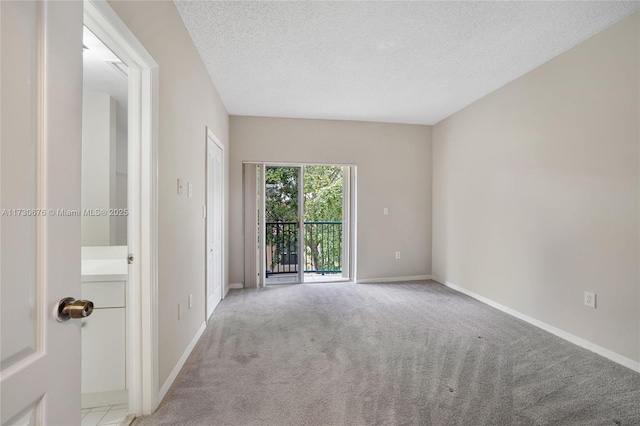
[262,164,349,285]
[264,166,303,284]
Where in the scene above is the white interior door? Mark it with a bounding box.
[206,131,223,319]
[1,1,85,424]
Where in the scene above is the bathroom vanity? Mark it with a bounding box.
[81,246,128,408]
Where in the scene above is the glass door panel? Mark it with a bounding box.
[302,166,344,283]
[264,166,301,284]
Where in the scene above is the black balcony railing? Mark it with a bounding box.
[266,221,342,276]
[265,221,298,276]
[304,221,342,274]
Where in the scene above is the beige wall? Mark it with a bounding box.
[109,1,230,387]
[229,117,432,284]
[81,92,117,246]
[432,14,639,363]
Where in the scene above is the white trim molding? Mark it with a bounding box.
[357,274,433,284]
[229,283,244,290]
[158,321,207,403]
[432,276,640,373]
[84,0,160,415]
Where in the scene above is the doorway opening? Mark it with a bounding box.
[80,24,132,424]
[82,0,159,420]
[262,164,353,285]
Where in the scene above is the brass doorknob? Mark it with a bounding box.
[56,297,94,322]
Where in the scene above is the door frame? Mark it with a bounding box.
[257,162,356,285]
[341,166,351,280]
[296,167,305,283]
[205,128,225,320]
[84,0,159,415]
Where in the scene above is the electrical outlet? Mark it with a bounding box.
[188,293,193,309]
[383,207,389,215]
[395,251,401,259]
[188,182,193,197]
[584,291,596,309]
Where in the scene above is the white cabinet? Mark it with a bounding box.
[81,303,125,393]
[81,246,128,408]
[83,280,125,308]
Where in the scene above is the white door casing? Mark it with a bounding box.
[258,165,266,288]
[1,1,85,424]
[341,166,351,280]
[297,167,304,283]
[206,129,223,320]
[83,0,160,415]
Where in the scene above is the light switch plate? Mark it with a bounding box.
[188,182,193,197]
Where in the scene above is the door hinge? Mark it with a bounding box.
[128,254,134,264]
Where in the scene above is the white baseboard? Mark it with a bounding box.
[357,274,433,284]
[432,276,640,373]
[158,321,207,402]
[228,282,243,289]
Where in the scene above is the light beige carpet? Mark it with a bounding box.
[134,281,640,425]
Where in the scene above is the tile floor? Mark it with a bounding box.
[81,404,134,426]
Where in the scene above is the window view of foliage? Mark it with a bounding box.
[303,166,342,222]
[265,166,343,275]
[265,167,298,222]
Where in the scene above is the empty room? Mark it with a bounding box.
[1,1,638,426]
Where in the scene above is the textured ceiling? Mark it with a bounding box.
[175,1,640,125]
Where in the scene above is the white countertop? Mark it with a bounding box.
[81,259,128,282]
